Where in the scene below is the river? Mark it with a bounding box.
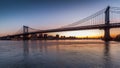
[0,40,120,68]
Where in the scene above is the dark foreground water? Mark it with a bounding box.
[0,40,120,68]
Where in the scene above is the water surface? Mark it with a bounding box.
[0,40,120,68]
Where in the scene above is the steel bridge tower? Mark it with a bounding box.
[104,6,111,41]
[23,25,29,40]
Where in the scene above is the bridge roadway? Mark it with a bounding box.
[1,23,120,38]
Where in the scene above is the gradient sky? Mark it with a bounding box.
[0,0,120,37]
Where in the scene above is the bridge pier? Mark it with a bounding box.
[23,34,29,40]
[104,27,111,41]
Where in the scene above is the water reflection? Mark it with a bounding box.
[38,41,43,53]
[23,40,29,56]
[104,41,112,68]
[44,40,48,54]
[23,40,29,68]
[12,40,119,68]
[56,40,60,53]
[21,40,113,68]
[1,40,120,68]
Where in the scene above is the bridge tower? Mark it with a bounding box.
[23,25,29,40]
[23,26,29,34]
[104,6,111,41]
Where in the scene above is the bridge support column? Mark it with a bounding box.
[104,6,111,41]
[23,34,29,40]
[104,28,111,41]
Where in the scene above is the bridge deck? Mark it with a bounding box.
[1,23,120,38]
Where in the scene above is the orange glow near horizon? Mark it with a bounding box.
[47,29,104,38]
[1,29,120,38]
[47,28,120,38]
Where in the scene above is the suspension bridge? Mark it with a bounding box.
[1,6,120,41]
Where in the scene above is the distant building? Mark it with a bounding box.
[115,34,120,41]
[61,36,66,39]
[56,34,59,39]
[39,33,43,38]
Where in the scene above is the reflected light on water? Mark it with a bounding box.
[0,40,120,68]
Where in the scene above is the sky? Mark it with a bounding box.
[0,0,120,37]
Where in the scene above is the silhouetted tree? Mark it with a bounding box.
[114,34,120,41]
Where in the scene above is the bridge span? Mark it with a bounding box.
[1,6,120,41]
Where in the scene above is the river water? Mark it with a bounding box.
[0,40,120,68]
